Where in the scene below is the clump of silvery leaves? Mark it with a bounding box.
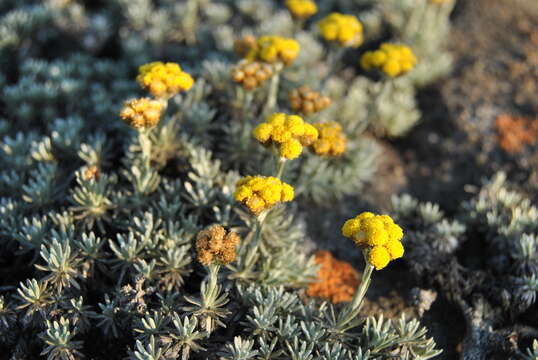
[0,0,457,358]
[392,173,538,359]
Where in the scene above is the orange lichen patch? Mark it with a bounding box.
[496,114,538,153]
[306,250,360,303]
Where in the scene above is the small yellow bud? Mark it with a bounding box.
[368,246,391,270]
[280,139,303,159]
[385,239,404,260]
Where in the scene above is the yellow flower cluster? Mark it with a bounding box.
[360,43,417,77]
[119,98,162,129]
[137,62,194,98]
[246,36,300,66]
[253,113,319,160]
[342,212,404,270]
[311,122,346,157]
[318,13,363,47]
[285,0,317,20]
[234,176,294,215]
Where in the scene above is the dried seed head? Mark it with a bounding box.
[288,87,331,115]
[196,225,241,265]
[120,98,163,129]
[234,35,257,57]
[231,60,274,90]
[83,165,100,180]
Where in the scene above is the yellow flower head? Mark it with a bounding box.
[234,176,294,215]
[137,61,194,98]
[119,98,162,129]
[318,13,363,47]
[311,122,346,157]
[360,43,417,77]
[286,0,317,20]
[253,113,319,160]
[341,212,404,270]
[246,36,300,66]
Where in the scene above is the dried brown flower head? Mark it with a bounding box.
[289,86,331,116]
[233,35,257,58]
[196,225,241,265]
[119,98,162,129]
[83,165,100,180]
[231,60,273,90]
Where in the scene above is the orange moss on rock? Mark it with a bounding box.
[496,114,538,153]
[306,250,360,303]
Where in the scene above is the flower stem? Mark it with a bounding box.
[295,158,324,196]
[184,0,200,44]
[367,79,393,134]
[293,19,305,35]
[138,129,152,170]
[207,263,220,298]
[251,211,268,247]
[276,158,287,179]
[263,63,283,115]
[335,253,374,331]
[323,46,345,87]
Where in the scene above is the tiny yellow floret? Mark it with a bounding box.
[318,13,363,48]
[253,123,274,143]
[341,212,404,270]
[285,0,317,20]
[385,239,405,260]
[280,139,303,159]
[368,246,391,270]
[137,61,194,98]
[360,43,417,77]
[342,219,361,238]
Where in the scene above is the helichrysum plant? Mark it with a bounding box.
[0,0,455,358]
[285,0,318,21]
[120,98,163,129]
[361,43,417,78]
[234,176,294,215]
[253,112,319,161]
[318,12,364,48]
[137,61,194,100]
[342,212,405,270]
